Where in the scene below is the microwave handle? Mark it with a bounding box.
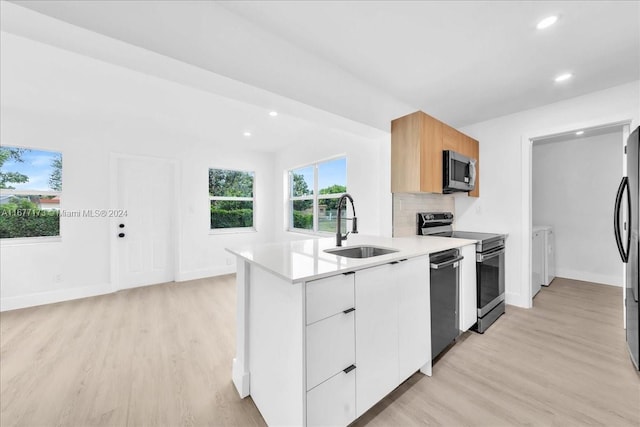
[469,159,477,187]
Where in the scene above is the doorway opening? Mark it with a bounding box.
[523,120,631,308]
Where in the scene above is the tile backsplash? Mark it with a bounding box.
[392,193,455,237]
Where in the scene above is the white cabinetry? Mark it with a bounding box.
[355,256,430,417]
[355,262,399,416]
[459,244,477,331]
[306,273,355,324]
[305,273,356,426]
[398,257,431,381]
[306,311,355,391]
[235,253,433,427]
[307,365,356,427]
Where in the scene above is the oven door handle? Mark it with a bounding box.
[476,248,505,262]
[430,255,464,270]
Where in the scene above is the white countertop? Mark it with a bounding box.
[226,234,477,283]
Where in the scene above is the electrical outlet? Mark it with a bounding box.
[226,258,234,266]
[54,274,62,283]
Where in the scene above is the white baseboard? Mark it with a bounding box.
[175,265,236,282]
[1,266,238,312]
[232,357,251,398]
[554,269,623,287]
[506,291,530,309]
[1,283,113,312]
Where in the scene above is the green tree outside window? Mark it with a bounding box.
[209,169,255,229]
[0,146,62,239]
[289,157,347,233]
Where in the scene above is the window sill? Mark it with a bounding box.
[287,229,335,238]
[1,236,62,246]
[209,227,257,235]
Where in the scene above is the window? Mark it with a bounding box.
[209,168,255,230]
[289,157,347,233]
[0,146,62,239]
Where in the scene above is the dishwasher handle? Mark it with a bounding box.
[430,255,464,270]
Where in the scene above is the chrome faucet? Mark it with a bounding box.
[336,193,358,246]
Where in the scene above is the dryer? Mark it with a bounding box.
[533,225,555,287]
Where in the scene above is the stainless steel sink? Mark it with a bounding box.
[324,245,399,259]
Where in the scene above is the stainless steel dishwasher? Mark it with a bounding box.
[430,248,463,359]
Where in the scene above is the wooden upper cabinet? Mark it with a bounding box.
[391,111,442,193]
[442,125,463,153]
[391,111,479,197]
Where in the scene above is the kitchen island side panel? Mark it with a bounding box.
[232,259,251,397]
[248,263,305,426]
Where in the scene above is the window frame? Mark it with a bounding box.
[208,167,257,234]
[288,156,347,235]
[0,146,63,242]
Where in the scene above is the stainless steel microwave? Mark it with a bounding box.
[443,150,476,193]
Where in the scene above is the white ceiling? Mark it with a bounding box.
[220,1,640,126]
[0,30,345,153]
[5,0,640,133]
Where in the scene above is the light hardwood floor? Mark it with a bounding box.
[1,276,639,426]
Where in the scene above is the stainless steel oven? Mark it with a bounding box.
[418,212,506,333]
[475,239,505,333]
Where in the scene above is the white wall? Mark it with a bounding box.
[177,146,276,281]
[0,34,280,310]
[533,131,623,286]
[0,30,387,311]
[454,81,640,308]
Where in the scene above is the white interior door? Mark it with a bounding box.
[114,156,175,290]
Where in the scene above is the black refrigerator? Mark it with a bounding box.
[614,125,640,370]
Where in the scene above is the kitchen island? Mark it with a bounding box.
[226,234,475,426]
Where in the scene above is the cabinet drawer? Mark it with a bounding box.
[306,311,355,391]
[306,273,355,325]
[307,366,356,427]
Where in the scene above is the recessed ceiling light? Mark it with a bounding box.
[537,15,558,30]
[269,111,278,117]
[576,130,584,136]
[243,131,252,137]
[554,73,573,82]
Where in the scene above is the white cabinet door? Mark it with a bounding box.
[306,310,355,391]
[459,245,477,331]
[307,368,356,427]
[355,262,399,417]
[397,256,430,381]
